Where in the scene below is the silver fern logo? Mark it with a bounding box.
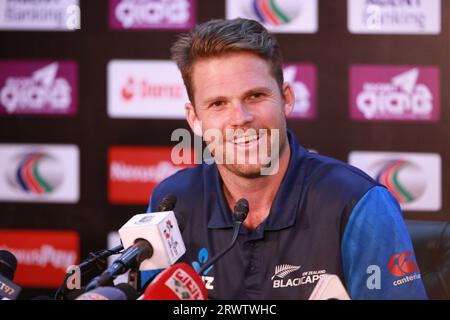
[271,264,301,280]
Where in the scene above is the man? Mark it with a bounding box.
[148,18,427,300]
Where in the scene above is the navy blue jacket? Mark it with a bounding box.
[148,130,427,300]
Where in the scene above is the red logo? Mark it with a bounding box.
[120,76,184,102]
[121,77,135,101]
[388,251,419,277]
[0,230,79,288]
[108,146,193,205]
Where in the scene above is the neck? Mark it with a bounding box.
[218,142,291,230]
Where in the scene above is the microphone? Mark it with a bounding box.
[0,250,22,300]
[85,240,152,291]
[76,283,139,300]
[308,274,351,300]
[157,193,185,232]
[55,244,125,300]
[128,194,178,292]
[197,198,249,275]
[78,193,175,284]
[142,263,207,300]
[86,196,186,290]
[0,250,17,280]
[77,245,124,276]
[158,193,177,211]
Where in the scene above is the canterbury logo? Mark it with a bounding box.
[271,264,301,280]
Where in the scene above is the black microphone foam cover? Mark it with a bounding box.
[234,198,250,223]
[0,250,18,280]
[157,194,177,211]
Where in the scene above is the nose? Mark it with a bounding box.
[229,100,254,126]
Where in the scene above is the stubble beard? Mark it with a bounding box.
[217,129,288,179]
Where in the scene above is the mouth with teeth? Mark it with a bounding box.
[233,133,259,145]
[217,129,275,167]
[228,130,268,152]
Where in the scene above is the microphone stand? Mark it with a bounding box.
[128,265,141,293]
[198,198,249,276]
[54,245,124,300]
[198,220,243,275]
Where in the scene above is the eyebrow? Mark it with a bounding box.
[200,86,273,106]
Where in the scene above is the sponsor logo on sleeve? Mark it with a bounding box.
[388,251,421,287]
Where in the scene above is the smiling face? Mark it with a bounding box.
[185,51,295,178]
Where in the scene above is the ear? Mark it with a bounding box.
[282,82,295,116]
[185,102,203,137]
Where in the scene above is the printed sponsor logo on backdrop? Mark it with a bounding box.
[0,61,78,116]
[108,60,187,119]
[348,0,441,34]
[226,0,318,33]
[283,64,317,119]
[350,65,440,121]
[0,0,80,31]
[348,151,441,211]
[0,144,79,203]
[108,146,193,204]
[109,0,196,30]
[0,230,79,288]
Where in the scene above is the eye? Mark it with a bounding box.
[209,101,225,108]
[248,92,265,100]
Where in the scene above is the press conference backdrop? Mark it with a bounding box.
[0,0,448,296]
